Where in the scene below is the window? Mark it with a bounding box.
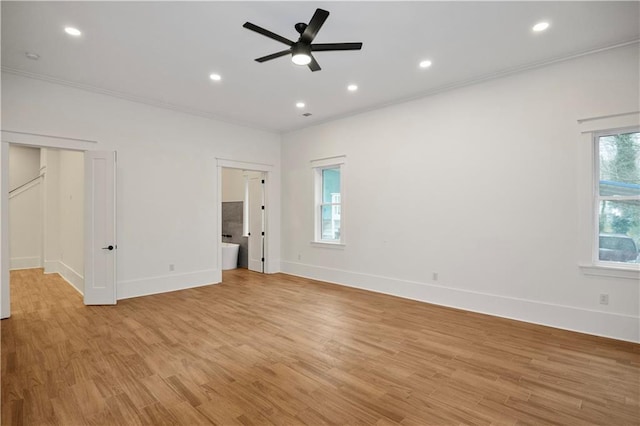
[595,129,640,266]
[312,156,345,244]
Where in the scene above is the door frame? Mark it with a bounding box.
[216,158,273,281]
[0,130,108,318]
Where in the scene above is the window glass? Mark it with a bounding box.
[321,205,340,241]
[599,132,640,196]
[322,168,340,203]
[597,131,640,264]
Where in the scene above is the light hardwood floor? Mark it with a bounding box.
[1,268,639,425]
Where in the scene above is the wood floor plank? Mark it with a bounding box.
[2,268,639,425]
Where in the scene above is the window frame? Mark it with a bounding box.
[591,126,640,271]
[311,156,346,246]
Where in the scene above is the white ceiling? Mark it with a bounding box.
[2,1,639,132]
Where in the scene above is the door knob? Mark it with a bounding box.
[102,245,114,251]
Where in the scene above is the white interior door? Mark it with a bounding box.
[248,173,264,273]
[84,151,116,305]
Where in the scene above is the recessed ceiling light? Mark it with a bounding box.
[25,52,40,60]
[347,84,358,92]
[419,60,432,69]
[209,73,221,81]
[532,21,550,32]
[296,102,305,108]
[64,27,82,36]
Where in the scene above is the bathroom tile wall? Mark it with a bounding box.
[221,201,248,268]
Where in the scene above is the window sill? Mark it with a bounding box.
[310,241,345,249]
[579,263,640,280]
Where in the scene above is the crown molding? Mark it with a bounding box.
[2,39,638,135]
[283,39,640,134]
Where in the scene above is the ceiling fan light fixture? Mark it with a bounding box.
[292,53,312,66]
[291,43,312,65]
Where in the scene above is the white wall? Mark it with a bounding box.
[281,44,640,342]
[222,168,245,202]
[8,145,42,269]
[42,148,60,274]
[1,72,281,301]
[57,150,85,291]
[9,145,40,190]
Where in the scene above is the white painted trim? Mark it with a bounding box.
[578,112,640,133]
[216,158,274,172]
[310,155,347,168]
[1,130,96,150]
[117,269,218,300]
[1,142,10,319]
[281,261,640,343]
[310,241,346,249]
[41,261,84,296]
[43,260,60,274]
[579,264,640,280]
[10,257,42,270]
[57,261,84,295]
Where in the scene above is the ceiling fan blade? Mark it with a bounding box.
[255,50,291,63]
[301,8,329,44]
[243,22,294,46]
[308,55,321,72]
[311,42,363,52]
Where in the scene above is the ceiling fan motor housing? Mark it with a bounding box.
[295,22,307,34]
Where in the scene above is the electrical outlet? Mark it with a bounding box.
[432,272,438,281]
[169,264,175,272]
[297,254,301,261]
[599,293,609,305]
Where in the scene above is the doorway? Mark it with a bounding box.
[220,168,265,273]
[1,131,117,319]
[216,158,273,281]
[8,146,85,295]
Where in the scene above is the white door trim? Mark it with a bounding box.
[1,142,10,318]
[215,158,274,281]
[0,131,105,319]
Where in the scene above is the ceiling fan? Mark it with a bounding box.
[242,8,363,72]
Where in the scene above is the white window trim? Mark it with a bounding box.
[578,112,640,279]
[311,155,346,247]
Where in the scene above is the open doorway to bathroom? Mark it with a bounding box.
[221,168,265,274]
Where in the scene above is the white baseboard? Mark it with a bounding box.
[43,259,59,274]
[117,269,219,300]
[57,261,84,295]
[281,261,639,343]
[10,256,42,270]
